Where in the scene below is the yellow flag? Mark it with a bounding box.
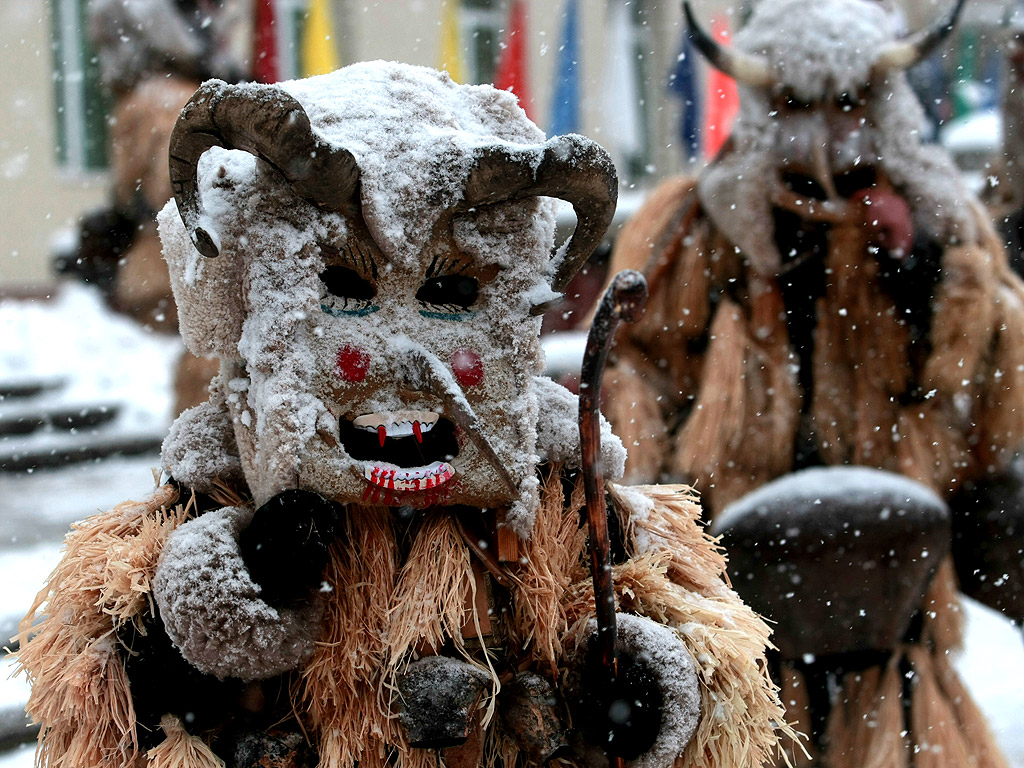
[302,0,340,77]
[438,0,465,83]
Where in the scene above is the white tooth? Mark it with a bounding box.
[353,410,440,433]
[363,461,454,491]
[388,421,416,438]
[353,414,383,430]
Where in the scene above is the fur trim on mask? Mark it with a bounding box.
[161,377,244,493]
[533,374,627,481]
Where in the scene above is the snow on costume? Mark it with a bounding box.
[602,1,1022,766]
[16,62,792,768]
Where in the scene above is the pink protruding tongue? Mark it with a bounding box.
[853,188,913,259]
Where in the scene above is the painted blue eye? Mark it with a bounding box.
[320,265,378,316]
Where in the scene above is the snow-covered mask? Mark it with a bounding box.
[159,63,616,513]
[685,0,968,273]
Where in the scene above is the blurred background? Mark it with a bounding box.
[0,0,1022,766]
[0,0,1015,289]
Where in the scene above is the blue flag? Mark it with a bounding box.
[668,32,701,161]
[549,0,580,136]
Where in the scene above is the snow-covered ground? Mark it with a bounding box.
[0,284,1021,766]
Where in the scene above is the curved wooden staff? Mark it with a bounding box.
[578,269,649,768]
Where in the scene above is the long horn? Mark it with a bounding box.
[874,0,966,72]
[168,80,360,258]
[461,134,617,294]
[683,1,773,88]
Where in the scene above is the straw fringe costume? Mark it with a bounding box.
[601,1,1023,765]
[16,473,786,768]
[608,187,1024,513]
[606,170,1020,768]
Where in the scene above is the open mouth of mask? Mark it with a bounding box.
[339,409,459,491]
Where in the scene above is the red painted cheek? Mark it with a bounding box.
[451,348,484,388]
[337,344,370,382]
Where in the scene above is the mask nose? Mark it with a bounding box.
[396,340,519,498]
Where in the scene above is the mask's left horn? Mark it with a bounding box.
[168,79,361,258]
[461,134,618,294]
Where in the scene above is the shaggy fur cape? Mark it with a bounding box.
[15,466,791,768]
[602,177,1020,767]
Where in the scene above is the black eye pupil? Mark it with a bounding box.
[416,274,479,309]
[320,266,375,301]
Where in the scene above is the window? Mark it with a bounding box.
[51,0,110,171]
[462,0,503,85]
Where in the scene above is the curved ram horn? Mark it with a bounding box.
[874,0,966,72]
[683,1,773,88]
[168,79,360,258]
[461,134,617,293]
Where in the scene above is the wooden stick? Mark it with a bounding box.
[578,270,648,768]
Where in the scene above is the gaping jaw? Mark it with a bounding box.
[339,409,459,495]
[767,103,879,227]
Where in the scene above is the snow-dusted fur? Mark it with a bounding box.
[578,614,702,768]
[17,474,792,768]
[161,378,244,493]
[153,505,323,681]
[698,0,975,276]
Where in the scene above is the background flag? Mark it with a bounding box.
[253,0,280,83]
[495,0,533,119]
[668,32,701,162]
[301,0,340,77]
[702,14,738,157]
[438,0,466,82]
[549,0,580,135]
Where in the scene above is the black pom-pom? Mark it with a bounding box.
[120,612,242,744]
[574,641,663,759]
[239,489,340,605]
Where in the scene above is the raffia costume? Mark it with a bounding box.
[16,63,790,768]
[602,1,1023,765]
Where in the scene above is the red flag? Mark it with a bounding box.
[253,0,280,84]
[703,14,739,158]
[495,0,533,119]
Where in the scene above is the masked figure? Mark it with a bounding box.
[56,0,242,413]
[17,62,792,768]
[602,0,1022,765]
